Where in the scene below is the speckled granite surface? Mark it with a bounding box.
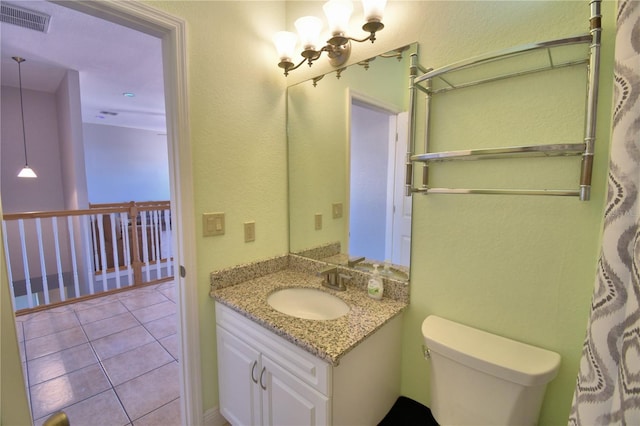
[212,268,407,365]
[210,254,410,303]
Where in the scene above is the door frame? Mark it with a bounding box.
[348,90,402,261]
[52,1,201,424]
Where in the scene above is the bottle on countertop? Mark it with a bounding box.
[382,260,392,277]
[367,264,384,300]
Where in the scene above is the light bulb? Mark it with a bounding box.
[273,31,298,62]
[295,16,323,51]
[362,0,386,22]
[323,0,353,36]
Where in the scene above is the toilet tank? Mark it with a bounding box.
[421,315,561,426]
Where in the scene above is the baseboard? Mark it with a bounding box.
[203,406,228,426]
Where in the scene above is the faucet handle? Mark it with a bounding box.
[317,266,349,291]
[317,266,338,286]
[337,273,352,289]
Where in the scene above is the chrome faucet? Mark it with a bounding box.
[347,256,366,267]
[317,266,350,291]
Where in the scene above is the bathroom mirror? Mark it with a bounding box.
[287,43,417,281]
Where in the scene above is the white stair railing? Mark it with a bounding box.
[2,201,173,313]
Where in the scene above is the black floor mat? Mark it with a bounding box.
[378,396,439,426]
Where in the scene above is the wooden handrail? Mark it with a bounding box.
[3,207,128,220]
[2,201,170,220]
[90,200,170,209]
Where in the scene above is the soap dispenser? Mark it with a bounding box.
[367,264,384,300]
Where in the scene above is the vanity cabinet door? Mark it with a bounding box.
[261,354,330,426]
[216,326,262,426]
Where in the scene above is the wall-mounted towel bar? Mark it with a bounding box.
[412,188,580,197]
[405,0,601,201]
[413,34,592,95]
[410,143,586,163]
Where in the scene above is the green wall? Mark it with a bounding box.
[149,0,290,412]
[400,2,615,425]
[149,1,615,424]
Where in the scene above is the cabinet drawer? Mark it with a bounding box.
[216,302,331,395]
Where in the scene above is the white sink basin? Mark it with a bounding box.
[267,288,350,320]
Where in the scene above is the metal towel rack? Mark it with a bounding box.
[405,0,601,201]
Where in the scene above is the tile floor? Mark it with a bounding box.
[15,281,181,426]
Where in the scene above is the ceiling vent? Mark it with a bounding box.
[1,2,51,33]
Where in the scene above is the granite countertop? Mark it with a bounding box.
[212,269,407,366]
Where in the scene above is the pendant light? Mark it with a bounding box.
[13,56,37,178]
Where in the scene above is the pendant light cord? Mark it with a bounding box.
[16,57,29,167]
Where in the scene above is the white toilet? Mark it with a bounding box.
[421,315,561,426]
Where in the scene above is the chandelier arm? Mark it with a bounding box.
[290,57,314,73]
[318,45,337,57]
[346,33,376,44]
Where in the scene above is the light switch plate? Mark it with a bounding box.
[315,213,322,230]
[244,221,255,242]
[332,203,343,219]
[203,212,225,237]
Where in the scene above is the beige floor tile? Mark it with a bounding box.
[131,300,176,324]
[83,311,140,341]
[120,291,171,311]
[25,327,88,361]
[117,286,160,301]
[115,362,180,421]
[16,322,25,342]
[26,305,73,317]
[22,361,28,387]
[34,389,130,426]
[76,300,129,324]
[19,338,26,363]
[157,283,177,303]
[18,282,181,426]
[15,312,33,323]
[144,314,177,340]
[133,397,181,426]
[29,363,111,420]
[102,341,173,386]
[24,311,81,340]
[158,334,180,361]
[28,343,98,386]
[91,325,155,361]
[72,293,122,311]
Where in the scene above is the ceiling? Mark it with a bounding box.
[0,0,165,132]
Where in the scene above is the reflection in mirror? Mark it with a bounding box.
[288,43,417,282]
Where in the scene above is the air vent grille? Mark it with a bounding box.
[1,2,50,33]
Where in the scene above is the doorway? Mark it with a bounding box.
[349,96,411,267]
[1,1,199,424]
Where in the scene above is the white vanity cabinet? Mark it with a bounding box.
[216,302,329,425]
[215,301,402,426]
[216,327,262,425]
[217,327,329,425]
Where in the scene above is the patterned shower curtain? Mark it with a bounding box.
[569,1,640,424]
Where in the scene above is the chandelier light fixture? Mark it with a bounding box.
[274,0,387,76]
[13,56,37,178]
